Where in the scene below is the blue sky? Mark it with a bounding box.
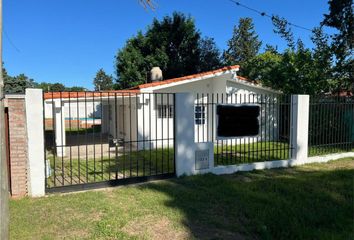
[4,0,332,89]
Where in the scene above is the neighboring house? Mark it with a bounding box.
[44,65,281,156]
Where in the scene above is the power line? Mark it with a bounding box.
[3,30,21,53]
[228,0,312,32]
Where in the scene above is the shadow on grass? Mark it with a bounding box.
[137,165,354,239]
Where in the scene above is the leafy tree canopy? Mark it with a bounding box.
[68,86,86,91]
[241,2,353,95]
[93,69,114,91]
[322,0,353,92]
[4,72,36,94]
[115,12,222,89]
[36,82,84,92]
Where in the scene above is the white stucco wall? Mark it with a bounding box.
[44,74,282,154]
[45,100,102,119]
[104,75,282,149]
[148,75,281,145]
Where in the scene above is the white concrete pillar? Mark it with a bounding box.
[25,89,45,197]
[290,95,309,163]
[175,93,196,176]
[54,100,66,157]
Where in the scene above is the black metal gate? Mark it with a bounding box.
[43,91,175,192]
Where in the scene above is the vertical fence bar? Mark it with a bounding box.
[266,95,271,161]
[43,92,47,189]
[51,92,56,187]
[202,93,205,143]
[252,94,256,162]
[230,93,234,164]
[221,93,225,164]
[142,93,146,176]
[60,92,64,185]
[122,93,126,179]
[92,93,96,182]
[272,94,275,160]
[107,93,111,180]
[167,94,170,173]
[129,93,132,177]
[76,92,81,183]
[149,93,152,175]
[338,97,344,152]
[346,98,350,150]
[136,93,139,177]
[100,93,103,180]
[247,94,251,162]
[206,93,209,142]
[260,94,264,161]
[242,94,246,163]
[216,93,219,165]
[155,94,158,175]
[212,93,214,150]
[68,92,73,184]
[160,93,168,174]
[84,92,89,182]
[197,93,199,143]
[114,93,118,180]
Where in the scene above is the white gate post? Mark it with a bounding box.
[175,93,196,176]
[25,89,45,197]
[290,95,310,164]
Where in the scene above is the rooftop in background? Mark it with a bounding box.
[130,65,242,90]
[44,65,263,99]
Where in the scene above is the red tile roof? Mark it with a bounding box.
[130,65,240,90]
[43,90,140,100]
[44,65,259,100]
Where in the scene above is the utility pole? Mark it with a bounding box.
[0,0,9,237]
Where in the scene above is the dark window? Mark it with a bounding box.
[217,105,260,137]
[157,105,174,118]
[195,105,205,125]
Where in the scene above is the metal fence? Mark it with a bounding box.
[194,93,294,165]
[308,96,354,156]
[43,91,175,192]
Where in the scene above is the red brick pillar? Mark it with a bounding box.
[5,96,28,197]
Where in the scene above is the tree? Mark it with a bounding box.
[322,0,353,92]
[93,69,113,91]
[223,17,262,67]
[243,38,334,95]
[4,73,36,94]
[311,27,334,91]
[50,83,66,92]
[67,86,86,91]
[37,82,86,92]
[198,37,222,72]
[115,12,222,89]
[270,3,353,93]
[322,0,353,53]
[271,16,296,50]
[242,51,282,89]
[115,33,154,88]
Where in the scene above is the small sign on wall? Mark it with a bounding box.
[216,104,260,139]
[195,149,209,170]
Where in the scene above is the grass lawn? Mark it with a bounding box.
[11,157,354,240]
[46,148,175,188]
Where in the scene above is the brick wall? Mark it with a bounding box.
[6,97,28,197]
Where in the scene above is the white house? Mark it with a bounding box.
[44,65,281,157]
